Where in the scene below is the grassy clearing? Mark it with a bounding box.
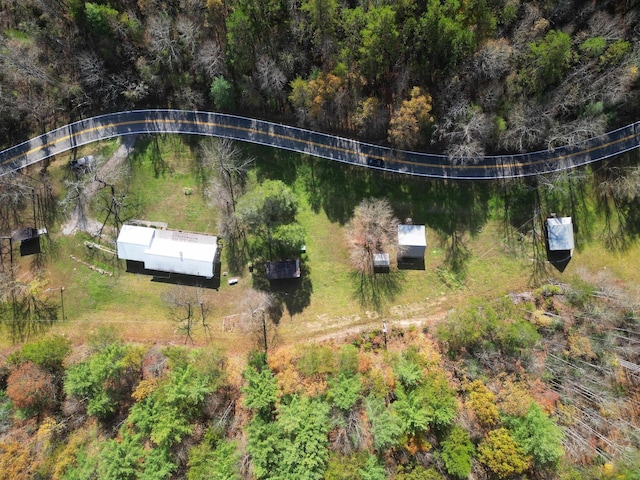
[127,136,216,233]
[5,137,639,352]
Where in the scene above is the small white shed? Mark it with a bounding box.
[546,217,574,252]
[398,224,426,259]
[373,253,390,273]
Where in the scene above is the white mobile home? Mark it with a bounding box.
[117,224,218,279]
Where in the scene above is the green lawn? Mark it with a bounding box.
[10,136,637,350]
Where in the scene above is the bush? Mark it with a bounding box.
[327,373,362,411]
[242,366,278,414]
[441,425,474,479]
[63,343,133,420]
[324,452,368,480]
[495,319,540,355]
[6,362,56,415]
[7,334,71,373]
[478,428,531,478]
[504,403,564,468]
[337,344,360,376]
[187,438,240,480]
[436,303,496,355]
[297,345,336,377]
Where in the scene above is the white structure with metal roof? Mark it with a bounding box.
[117,224,156,262]
[117,224,218,278]
[546,217,574,252]
[398,224,427,258]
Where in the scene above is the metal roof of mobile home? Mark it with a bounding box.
[117,225,218,278]
[144,230,217,263]
[117,224,156,261]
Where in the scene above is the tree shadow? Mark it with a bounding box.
[593,153,640,251]
[247,147,495,274]
[251,259,313,317]
[251,144,301,187]
[352,269,404,313]
[412,180,490,276]
[438,230,471,277]
[222,232,249,276]
[129,136,173,178]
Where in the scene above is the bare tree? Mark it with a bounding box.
[241,289,280,353]
[0,275,59,343]
[146,13,182,70]
[78,51,106,89]
[499,102,551,153]
[176,15,199,58]
[0,37,53,86]
[195,40,225,79]
[437,101,492,163]
[546,116,607,150]
[256,55,287,96]
[165,287,211,344]
[472,39,513,81]
[346,198,400,276]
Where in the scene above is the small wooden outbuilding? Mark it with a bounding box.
[266,259,301,280]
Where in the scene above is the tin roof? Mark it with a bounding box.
[398,224,426,247]
[546,217,574,251]
[266,259,301,280]
[373,253,390,267]
[145,229,217,263]
[117,224,156,247]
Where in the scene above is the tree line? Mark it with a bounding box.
[2,275,639,480]
[0,0,637,158]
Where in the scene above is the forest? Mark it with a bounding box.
[0,0,638,155]
[1,0,640,479]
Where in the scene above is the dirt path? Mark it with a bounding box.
[61,137,137,236]
[289,297,452,344]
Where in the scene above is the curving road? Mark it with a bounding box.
[1,109,639,180]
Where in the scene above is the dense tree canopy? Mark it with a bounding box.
[0,0,637,156]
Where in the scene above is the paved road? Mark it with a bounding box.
[1,110,639,179]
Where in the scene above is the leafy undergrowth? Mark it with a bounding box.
[0,275,638,480]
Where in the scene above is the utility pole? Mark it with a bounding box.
[382,319,388,350]
[60,287,65,321]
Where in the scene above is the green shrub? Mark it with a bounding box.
[324,452,368,480]
[7,334,71,373]
[242,366,278,414]
[365,396,403,450]
[327,373,362,411]
[505,403,564,468]
[297,345,336,377]
[495,320,540,355]
[187,438,241,480]
[579,36,607,57]
[441,425,474,479]
[337,344,359,376]
[64,343,133,420]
